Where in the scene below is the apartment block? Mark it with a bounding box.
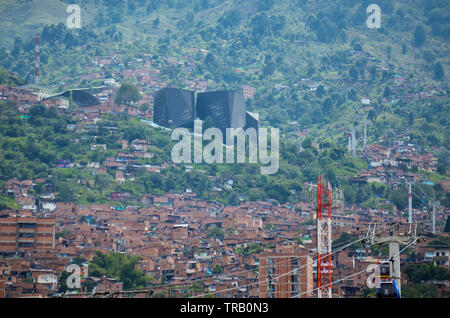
[258,249,313,298]
[0,278,5,298]
[0,217,56,257]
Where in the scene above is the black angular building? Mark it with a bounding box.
[153,88,195,128]
[196,90,246,135]
[245,111,259,131]
[57,89,100,107]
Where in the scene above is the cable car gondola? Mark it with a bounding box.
[376,280,400,298]
[376,260,400,298]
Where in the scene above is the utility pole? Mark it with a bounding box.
[34,34,40,84]
[432,202,436,235]
[432,201,439,235]
[348,132,352,154]
[351,127,356,157]
[363,116,368,151]
[408,183,413,224]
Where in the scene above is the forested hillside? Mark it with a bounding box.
[0,0,448,209]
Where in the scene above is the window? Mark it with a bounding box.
[19,223,35,228]
[19,233,35,238]
[19,242,34,247]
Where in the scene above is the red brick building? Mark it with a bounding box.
[0,217,56,257]
[96,277,123,296]
[258,246,313,298]
[0,278,5,298]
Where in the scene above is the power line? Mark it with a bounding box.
[191,225,393,298]
[66,225,426,298]
[64,220,428,297]
[291,236,421,298]
[61,236,299,297]
[63,224,385,298]
[412,190,429,205]
[191,237,366,298]
[70,223,395,298]
[414,183,433,201]
[292,267,368,298]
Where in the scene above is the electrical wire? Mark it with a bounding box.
[62,223,390,298]
[62,239,358,298]
[190,226,392,298]
[414,183,434,201]
[65,222,395,298]
[291,236,421,298]
[65,225,424,298]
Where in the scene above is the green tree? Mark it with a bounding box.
[88,251,151,289]
[212,264,224,274]
[268,182,291,204]
[206,227,224,239]
[391,188,408,210]
[301,137,312,149]
[236,243,262,256]
[94,173,114,196]
[56,182,74,202]
[414,25,426,46]
[72,256,86,265]
[262,63,275,78]
[115,83,141,106]
[433,62,445,81]
[205,53,215,65]
[316,85,325,98]
[349,67,358,81]
[402,283,439,298]
[322,98,333,113]
[404,263,450,284]
[409,112,415,125]
[343,185,356,204]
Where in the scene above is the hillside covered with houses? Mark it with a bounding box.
[0,0,449,299]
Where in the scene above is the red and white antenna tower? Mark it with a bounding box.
[316,175,332,298]
[34,34,40,84]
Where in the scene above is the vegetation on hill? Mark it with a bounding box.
[0,0,448,299]
[88,251,153,289]
[0,1,448,208]
[0,66,25,86]
[402,263,450,298]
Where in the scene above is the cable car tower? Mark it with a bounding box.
[368,222,423,298]
[316,176,332,298]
